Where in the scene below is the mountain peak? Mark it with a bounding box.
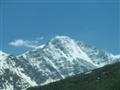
[49,36,74,46]
[45,36,98,67]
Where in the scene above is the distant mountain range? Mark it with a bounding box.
[0,36,120,90]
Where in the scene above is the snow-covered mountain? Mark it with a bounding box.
[0,51,37,90]
[0,36,120,90]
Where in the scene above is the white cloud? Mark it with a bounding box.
[9,39,38,48]
[9,36,45,48]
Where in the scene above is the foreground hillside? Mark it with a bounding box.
[27,62,120,90]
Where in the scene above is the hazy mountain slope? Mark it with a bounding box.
[27,62,120,90]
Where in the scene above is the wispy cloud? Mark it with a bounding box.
[36,37,44,40]
[9,37,44,48]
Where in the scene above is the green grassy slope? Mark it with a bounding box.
[27,62,120,90]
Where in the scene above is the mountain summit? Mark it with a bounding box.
[0,36,120,90]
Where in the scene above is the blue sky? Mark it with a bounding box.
[0,0,120,55]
